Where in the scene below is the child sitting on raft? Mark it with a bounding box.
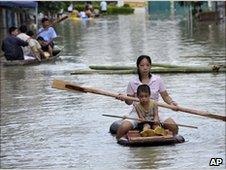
[116,84,168,140]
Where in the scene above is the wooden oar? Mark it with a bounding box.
[52,79,226,122]
[51,15,69,26]
[102,114,198,129]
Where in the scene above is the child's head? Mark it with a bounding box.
[137,84,151,104]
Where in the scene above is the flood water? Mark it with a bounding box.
[1,9,225,169]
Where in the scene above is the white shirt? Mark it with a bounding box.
[17,33,34,56]
[68,4,73,12]
[37,27,57,42]
[126,75,166,101]
[80,11,87,18]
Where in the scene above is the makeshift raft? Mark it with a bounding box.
[89,62,226,70]
[110,120,185,147]
[70,63,226,74]
[71,66,226,75]
[118,130,185,147]
[1,46,62,66]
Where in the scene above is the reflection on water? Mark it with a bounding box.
[1,10,225,169]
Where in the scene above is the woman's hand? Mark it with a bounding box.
[115,93,125,101]
[170,101,179,111]
[122,115,127,119]
[160,91,179,111]
[116,94,134,105]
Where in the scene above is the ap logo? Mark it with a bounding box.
[209,158,223,166]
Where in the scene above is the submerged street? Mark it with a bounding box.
[1,8,225,169]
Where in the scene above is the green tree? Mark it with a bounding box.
[38,2,68,17]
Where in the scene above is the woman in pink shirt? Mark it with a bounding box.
[116,55,178,139]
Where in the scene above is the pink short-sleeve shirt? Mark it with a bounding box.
[126,75,166,101]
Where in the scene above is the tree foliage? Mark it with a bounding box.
[38,1,70,16]
[38,1,134,16]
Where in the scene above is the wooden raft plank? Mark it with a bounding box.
[129,135,174,143]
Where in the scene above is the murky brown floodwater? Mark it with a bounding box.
[1,9,225,169]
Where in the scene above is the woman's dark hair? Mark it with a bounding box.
[137,84,151,96]
[136,55,152,81]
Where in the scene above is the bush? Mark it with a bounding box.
[107,6,134,14]
[74,4,86,12]
[67,4,134,15]
[123,4,130,8]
